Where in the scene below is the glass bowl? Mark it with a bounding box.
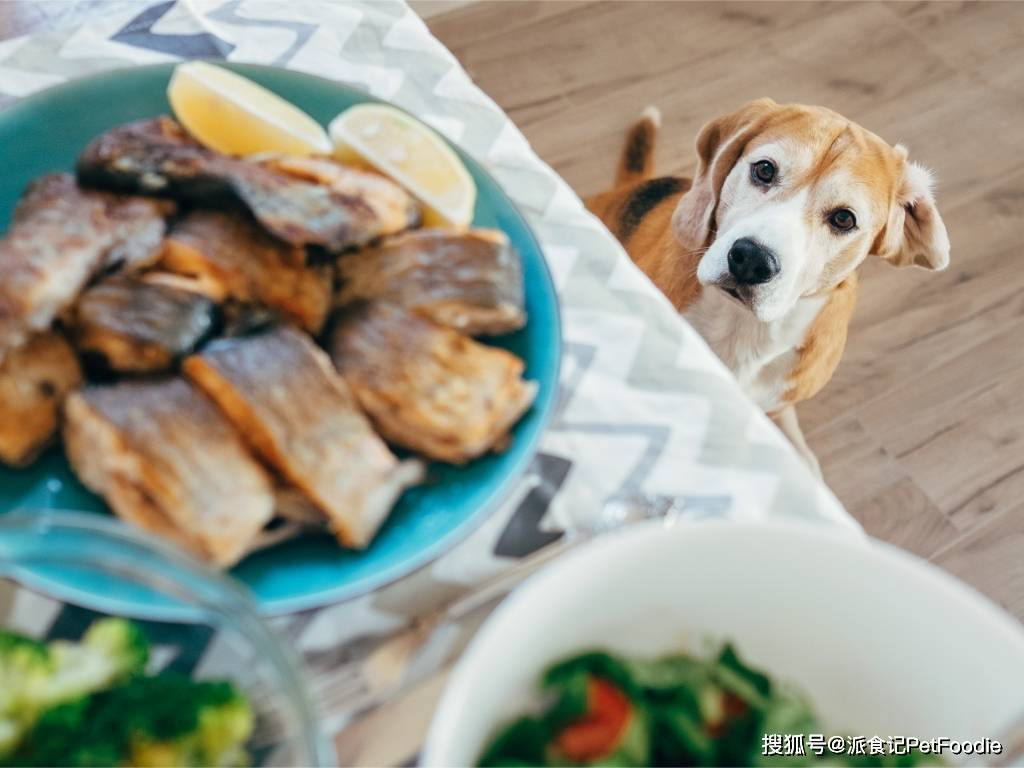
[0,510,333,766]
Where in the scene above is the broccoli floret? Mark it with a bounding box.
[113,673,254,767]
[1,697,122,768]
[0,631,50,660]
[0,619,149,760]
[0,631,54,756]
[37,618,149,709]
[5,673,254,768]
[0,631,53,709]
[130,689,253,768]
[84,618,150,674]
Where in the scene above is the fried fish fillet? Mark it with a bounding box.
[269,156,420,242]
[162,211,331,333]
[63,378,275,567]
[329,303,538,464]
[335,228,526,336]
[0,331,83,467]
[70,274,217,375]
[77,117,417,252]
[96,194,176,275]
[0,174,173,360]
[184,326,424,548]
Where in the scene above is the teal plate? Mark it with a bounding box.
[0,63,561,619]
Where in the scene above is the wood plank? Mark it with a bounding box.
[806,416,959,558]
[854,477,961,561]
[806,415,905,513]
[859,340,1024,530]
[932,505,1024,622]
[887,2,1024,82]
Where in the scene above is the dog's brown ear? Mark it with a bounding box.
[875,148,950,271]
[673,98,777,252]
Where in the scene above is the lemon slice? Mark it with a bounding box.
[167,61,330,156]
[329,104,476,228]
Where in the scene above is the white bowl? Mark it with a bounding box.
[423,518,1024,766]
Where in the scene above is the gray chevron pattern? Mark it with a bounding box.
[0,0,860,756]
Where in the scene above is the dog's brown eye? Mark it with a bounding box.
[828,208,857,232]
[751,160,776,186]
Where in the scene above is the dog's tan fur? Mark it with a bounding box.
[586,99,950,472]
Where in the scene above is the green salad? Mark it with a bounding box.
[0,619,253,767]
[479,644,934,767]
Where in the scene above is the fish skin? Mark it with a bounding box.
[268,156,420,242]
[97,193,176,274]
[162,210,332,333]
[328,302,537,464]
[184,325,424,548]
[77,117,415,252]
[335,228,526,336]
[0,174,173,361]
[0,331,83,468]
[70,274,218,375]
[63,378,275,568]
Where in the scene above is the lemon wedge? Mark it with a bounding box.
[167,61,331,156]
[329,104,476,228]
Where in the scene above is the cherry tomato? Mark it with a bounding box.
[554,677,633,762]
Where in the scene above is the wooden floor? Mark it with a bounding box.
[425,1,1024,621]
[1,1,1022,621]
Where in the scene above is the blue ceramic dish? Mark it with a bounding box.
[0,63,561,618]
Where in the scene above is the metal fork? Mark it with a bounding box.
[297,494,689,733]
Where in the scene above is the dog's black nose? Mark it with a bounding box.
[727,237,780,285]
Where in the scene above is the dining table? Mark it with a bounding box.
[0,1,860,764]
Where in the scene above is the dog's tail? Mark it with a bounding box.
[615,105,661,186]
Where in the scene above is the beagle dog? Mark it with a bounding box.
[586,98,950,475]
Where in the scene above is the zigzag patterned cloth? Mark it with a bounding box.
[0,0,859,762]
